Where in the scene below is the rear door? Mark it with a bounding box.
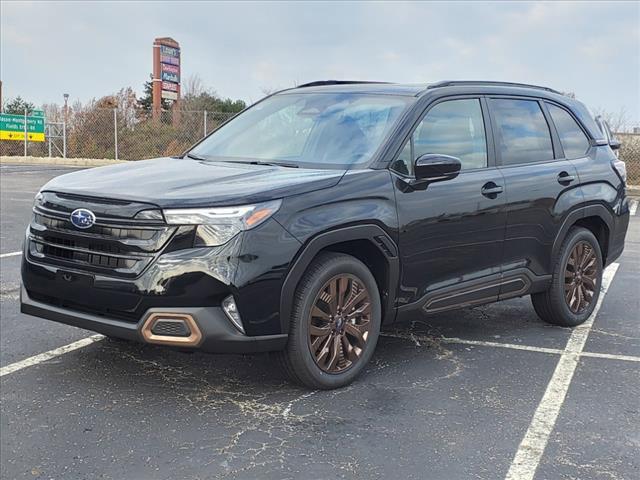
[488,97,582,292]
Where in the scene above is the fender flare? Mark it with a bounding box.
[279,225,400,333]
[551,204,614,262]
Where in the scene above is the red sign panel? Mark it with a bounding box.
[162,81,179,92]
[162,64,179,75]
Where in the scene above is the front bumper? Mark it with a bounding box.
[20,285,288,353]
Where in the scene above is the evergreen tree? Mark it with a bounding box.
[138,74,170,111]
[3,96,36,115]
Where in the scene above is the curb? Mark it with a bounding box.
[1,156,126,167]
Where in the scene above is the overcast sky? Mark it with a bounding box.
[2,1,639,125]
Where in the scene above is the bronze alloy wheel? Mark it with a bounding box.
[308,274,372,374]
[564,241,598,314]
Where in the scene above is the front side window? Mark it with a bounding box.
[391,139,413,176]
[412,99,488,170]
[190,93,412,169]
[547,103,590,159]
[491,99,554,165]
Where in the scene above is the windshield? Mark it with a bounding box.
[190,93,412,168]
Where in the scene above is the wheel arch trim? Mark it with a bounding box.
[279,225,399,333]
[552,204,614,264]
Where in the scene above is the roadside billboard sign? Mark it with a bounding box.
[0,113,45,142]
[162,81,179,92]
[160,45,180,57]
[162,71,179,83]
[161,91,178,100]
[160,55,180,66]
[161,63,180,83]
[153,37,181,114]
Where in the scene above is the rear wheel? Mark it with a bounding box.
[278,252,381,389]
[531,227,603,327]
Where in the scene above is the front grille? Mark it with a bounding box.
[34,213,157,241]
[28,195,176,278]
[33,241,137,269]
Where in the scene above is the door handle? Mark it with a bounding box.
[557,172,575,185]
[481,182,503,197]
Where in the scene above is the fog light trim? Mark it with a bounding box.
[222,295,245,334]
[141,313,203,346]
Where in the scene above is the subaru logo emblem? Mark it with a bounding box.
[70,208,96,229]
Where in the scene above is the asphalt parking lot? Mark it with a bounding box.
[1,163,638,480]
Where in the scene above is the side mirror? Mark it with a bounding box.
[414,154,461,182]
[609,138,621,151]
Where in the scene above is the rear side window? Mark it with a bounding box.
[491,99,554,165]
[547,103,590,158]
[413,99,488,170]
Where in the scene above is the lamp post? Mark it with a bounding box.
[63,93,69,158]
[63,93,69,122]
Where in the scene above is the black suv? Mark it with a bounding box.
[21,80,630,389]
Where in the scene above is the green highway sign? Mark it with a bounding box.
[32,109,45,117]
[0,113,46,142]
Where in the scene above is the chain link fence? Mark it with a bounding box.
[616,132,640,185]
[1,110,639,185]
[0,109,235,161]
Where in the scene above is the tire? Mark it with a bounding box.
[277,252,382,389]
[531,227,603,327]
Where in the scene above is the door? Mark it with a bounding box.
[488,97,582,288]
[392,98,507,311]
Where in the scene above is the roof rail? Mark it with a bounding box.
[296,80,391,88]
[427,80,561,95]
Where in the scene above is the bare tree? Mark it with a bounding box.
[183,74,206,99]
[41,103,63,123]
[593,106,631,133]
[261,86,282,96]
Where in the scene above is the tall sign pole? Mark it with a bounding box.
[152,37,181,123]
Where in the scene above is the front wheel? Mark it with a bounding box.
[278,252,381,389]
[532,227,603,327]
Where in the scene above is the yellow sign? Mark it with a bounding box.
[0,131,45,142]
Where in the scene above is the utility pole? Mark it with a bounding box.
[63,93,69,158]
[24,109,27,157]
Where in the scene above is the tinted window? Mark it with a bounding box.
[191,93,411,168]
[548,104,590,158]
[391,139,413,176]
[413,99,487,170]
[491,99,554,165]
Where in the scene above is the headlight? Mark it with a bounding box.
[34,191,44,208]
[163,199,282,246]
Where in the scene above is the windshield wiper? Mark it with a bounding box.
[186,154,299,168]
[233,160,299,168]
[185,153,209,161]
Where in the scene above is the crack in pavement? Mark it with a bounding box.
[113,346,366,477]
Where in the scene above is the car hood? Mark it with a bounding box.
[42,157,346,208]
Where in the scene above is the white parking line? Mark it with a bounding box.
[580,350,640,363]
[630,199,638,216]
[383,330,640,363]
[0,335,104,378]
[505,262,619,480]
[0,251,21,259]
